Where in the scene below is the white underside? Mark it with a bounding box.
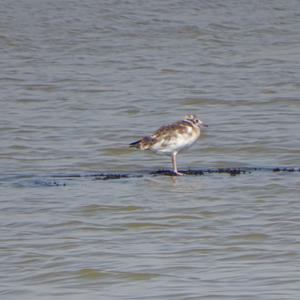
[150,134,198,155]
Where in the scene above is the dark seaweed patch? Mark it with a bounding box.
[6,167,300,186]
[14,179,67,187]
[94,174,130,180]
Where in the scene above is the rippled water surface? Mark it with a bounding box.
[1,0,300,299]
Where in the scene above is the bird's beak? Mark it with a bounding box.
[201,124,208,128]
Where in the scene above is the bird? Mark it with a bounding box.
[129,114,207,175]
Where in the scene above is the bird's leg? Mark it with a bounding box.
[171,152,183,176]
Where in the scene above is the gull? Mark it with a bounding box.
[130,114,207,175]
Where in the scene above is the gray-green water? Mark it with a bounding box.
[1,0,300,299]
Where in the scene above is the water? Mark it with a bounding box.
[1,0,300,299]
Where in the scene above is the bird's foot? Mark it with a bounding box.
[173,171,184,176]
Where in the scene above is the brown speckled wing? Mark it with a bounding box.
[151,121,192,141]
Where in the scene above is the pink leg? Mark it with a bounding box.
[171,152,183,176]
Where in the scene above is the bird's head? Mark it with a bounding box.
[184,114,208,128]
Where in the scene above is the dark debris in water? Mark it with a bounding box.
[272,167,297,172]
[14,179,67,188]
[94,174,130,180]
[8,167,300,187]
[151,167,300,177]
[87,167,300,181]
[152,168,250,176]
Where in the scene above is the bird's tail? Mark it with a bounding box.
[129,140,142,149]
[129,136,152,150]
